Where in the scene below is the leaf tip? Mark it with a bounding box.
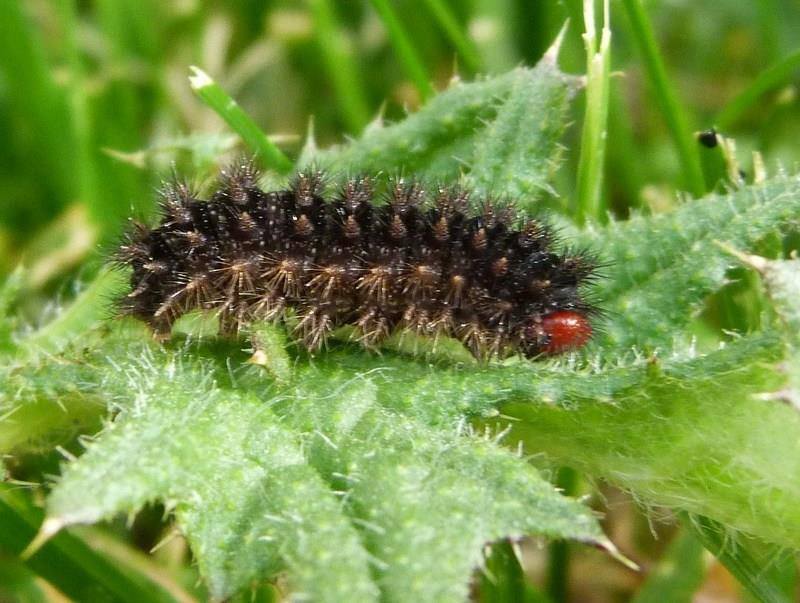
[713,240,768,272]
[21,516,65,559]
[596,536,639,572]
[543,20,569,65]
[188,66,214,90]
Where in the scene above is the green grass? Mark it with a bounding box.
[189,67,293,173]
[2,1,800,601]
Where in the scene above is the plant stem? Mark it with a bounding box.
[308,0,371,133]
[574,0,612,224]
[188,67,293,173]
[479,539,542,602]
[682,513,795,603]
[715,49,800,130]
[620,0,705,198]
[369,0,435,100]
[546,467,578,602]
[54,0,101,230]
[0,484,182,603]
[421,0,482,73]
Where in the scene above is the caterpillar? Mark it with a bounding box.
[116,161,599,360]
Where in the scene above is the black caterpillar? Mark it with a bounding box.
[117,161,599,360]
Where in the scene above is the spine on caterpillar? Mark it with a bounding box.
[115,161,600,360]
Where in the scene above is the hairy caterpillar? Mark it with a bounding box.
[116,161,599,360]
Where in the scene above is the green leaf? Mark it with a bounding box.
[305,55,578,199]
[465,51,578,202]
[720,249,800,431]
[0,483,183,603]
[684,514,796,603]
[631,529,706,603]
[577,176,800,351]
[22,268,126,358]
[46,354,376,601]
[493,333,800,549]
[44,338,609,601]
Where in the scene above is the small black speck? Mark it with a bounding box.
[698,128,718,149]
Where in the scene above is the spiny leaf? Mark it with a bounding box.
[0,484,184,603]
[575,177,800,351]
[0,320,150,455]
[45,341,607,601]
[722,249,800,340]
[21,268,126,358]
[47,351,377,601]
[463,51,577,200]
[722,248,800,411]
[281,374,607,601]
[492,333,800,548]
[304,56,578,198]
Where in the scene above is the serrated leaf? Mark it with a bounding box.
[0,320,149,455]
[48,353,377,601]
[718,248,800,343]
[0,483,184,603]
[576,177,800,351]
[305,57,577,199]
[46,343,607,601]
[465,54,577,201]
[281,373,606,602]
[491,333,800,548]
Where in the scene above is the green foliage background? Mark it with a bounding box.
[2,1,800,602]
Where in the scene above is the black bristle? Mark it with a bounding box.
[115,162,602,360]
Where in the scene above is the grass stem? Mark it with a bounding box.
[620,0,705,197]
[715,49,800,130]
[574,0,612,224]
[369,0,435,100]
[546,467,578,602]
[189,67,293,173]
[420,0,482,73]
[309,0,372,133]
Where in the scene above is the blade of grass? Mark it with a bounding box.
[479,540,550,603]
[472,0,517,72]
[574,0,611,224]
[0,0,77,217]
[715,49,800,130]
[755,0,781,63]
[308,0,371,133]
[368,0,435,100]
[545,467,578,602]
[631,529,707,603]
[0,484,185,603]
[188,67,293,173]
[53,0,102,233]
[22,268,126,357]
[682,514,795,603]
[620,0,705,197]
[420,0,482,73]
[606,79,646,212]
[0,559,48,603]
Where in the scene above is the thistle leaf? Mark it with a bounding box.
[45,342,607,601]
